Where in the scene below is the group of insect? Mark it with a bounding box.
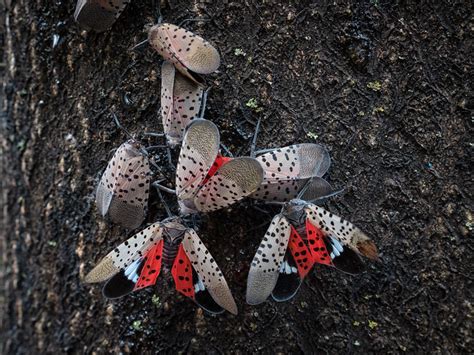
[76,0,379,315]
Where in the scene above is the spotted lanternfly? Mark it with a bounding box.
[74,0,130,32]
[96,140,151,230]
[84,217,238,315]
[161,61,204,147]
[149,23,220,84]
[246,199,379,305]
[175,119,264,215]
[251,144,334,203]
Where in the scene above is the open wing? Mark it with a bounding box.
[161,61,204,147]
[304,203,379,260]
[271,225,314,302]
[149,23,220,83]
[305,218,365,274]
[181,229,237,314]
[74,0,128,32]
[194,157,263,212]
[176,119,220,202]
[84,222,164,298]
[96,140,151,230]
[246,214,291,305]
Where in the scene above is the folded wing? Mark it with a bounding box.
[194,157,263,212]
[176,119,220,201]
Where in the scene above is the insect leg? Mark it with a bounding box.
[151,181,176,195]
[178,18,211,27]
[220,143,234,158]
[249,117,261,157]
[154,185,173,218]
[304,188,345,203]
[198,87,211,119]
[112,112,134,140]
[129,39,148,51]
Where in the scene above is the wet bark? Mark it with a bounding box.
[1,0,472,353]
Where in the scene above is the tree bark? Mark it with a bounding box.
[1,0,472,353]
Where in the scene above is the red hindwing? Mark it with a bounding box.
[288,226,314,278]
[134,240,164,290]
[306,219,332,265]
[203,155,232,184]
[172,244,195,299]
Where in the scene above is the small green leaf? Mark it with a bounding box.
[234,48,246,57]
[132,320,142,331]
[368,320,378,329]
[151,295,161,306]
[373,106,385,114]
[245,98,263,112]
[367,81,382,92]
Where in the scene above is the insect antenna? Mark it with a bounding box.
[305,188,345,203]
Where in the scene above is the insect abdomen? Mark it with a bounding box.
[162,241,180,269]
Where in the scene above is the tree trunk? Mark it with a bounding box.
[1,0,472,353]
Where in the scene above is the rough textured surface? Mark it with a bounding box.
[1,0,473,353]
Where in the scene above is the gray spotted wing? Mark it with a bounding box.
[176,119,219,201]
[96,140,151,229]
[74,0,130,32]
[84,222,163,283]
[304,203,379,260]
[161,61,203,147]
[252,177,333,202]
[194,157,264,213]
[182,229,238,314]
[246,214,291,305]
[149,23,220,83]
[251,144,331,202]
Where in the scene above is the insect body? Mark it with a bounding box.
[251,144,333,202]
[175,119,264,215]
[74,0,130,32]
[149,23,220,84]
[161,61,204,147]
[96,140,151,230]
[246,199,379,305]
[85,217,238,315]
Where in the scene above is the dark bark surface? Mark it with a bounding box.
[1,0,473,353]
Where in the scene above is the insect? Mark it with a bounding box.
[74,0,130,32]
[161,61,204,147]
[149,23,220,84]
[246,198,379,305]
[251,143,334,202]
[84,216,238,315]
[96,139,151,230]
[174,119,264,215]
